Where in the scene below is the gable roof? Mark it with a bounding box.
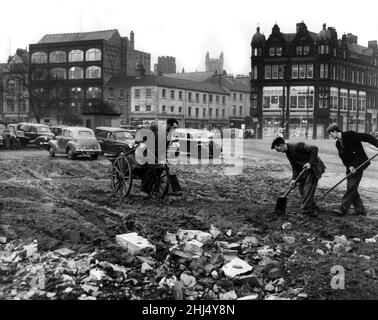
[105,74,229,95]
[164,71,216,82]
[38,29,119,44]
[214,77,250,93]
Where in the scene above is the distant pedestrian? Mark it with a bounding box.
[271,137,326,217]
[326,123,378,216]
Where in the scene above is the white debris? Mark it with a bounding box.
[281,222,292,230]
[226,230,232,237]
[164,232,178,245]
[316,249,325,256]
[23,242,38,258]
[0,237,7,244]
[177,230,212,243]
[221,257,253,279]
[257,246,274,257]
[180,273,196,288]
[54,248,75,257]
[141,262,153,274]
[334,235,352,246]
[116,233,155,255]
[89,269,104,281]
[209,225,221,239]
[219,290,238,300]
[183,239,204,256]
[241,236,259,249]
[365,235,378,243]
[237,294,259,300]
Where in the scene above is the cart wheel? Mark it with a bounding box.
[111,156,133,197]
[150,167,169,199]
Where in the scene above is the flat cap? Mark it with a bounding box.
[325,123,341,134]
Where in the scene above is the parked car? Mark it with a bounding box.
[48,126,102,160]
[17,123,55,148]
[171,128,222,159]
[95,127,135,156]
[120,124,137,134]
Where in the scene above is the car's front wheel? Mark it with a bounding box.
[67,148,76,160]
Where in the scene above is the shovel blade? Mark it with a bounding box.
[275,196,287,215]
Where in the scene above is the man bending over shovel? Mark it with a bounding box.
[271,137,326,217]
[326,123,378,216]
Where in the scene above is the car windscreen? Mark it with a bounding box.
[193,132,208,139]
[37,126,52,133]
[114,131,134,140]
[76,130,94,137]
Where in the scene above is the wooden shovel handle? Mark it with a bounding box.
[283,168,307,197]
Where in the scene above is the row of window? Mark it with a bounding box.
[5,99,28,113]
[132,105,243,118]
[261,86,368,111]
[255,63,378,86]
[31,49,102,64]
[133,88,230,105]
[254,45,333,57]
[33,87,102,99]
[32,66,102,80]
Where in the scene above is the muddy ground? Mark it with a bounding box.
[1,149,378,300]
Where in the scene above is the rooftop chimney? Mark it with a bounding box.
[347,33,358,44]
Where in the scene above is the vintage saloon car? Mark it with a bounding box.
[48,126,102,160]
[95,127,135,156]
[17,123,55,148]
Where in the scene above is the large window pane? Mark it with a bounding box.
[86,48,102,61]
[86,66,101,79]
[50,51,66,63]
[69,67,84,80]
[31,52,47,64]
[69,50,84,62]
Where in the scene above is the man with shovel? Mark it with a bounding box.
[326,123,378,216]
[271,137,326,217]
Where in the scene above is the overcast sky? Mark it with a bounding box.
[1,0,378,75]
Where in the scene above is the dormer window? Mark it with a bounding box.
[269,47,282,56]
[276,47,282,56]
[296,46,303,55]
[303,46,310,55]
[269,47,275,56]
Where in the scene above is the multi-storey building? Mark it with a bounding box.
[104,69,231,129]
[28,29,150,128]
[154,56,176,75]
[205,52,224,74]
[1,49,30,123]
[251,22,378,139]
[165,71,251,128]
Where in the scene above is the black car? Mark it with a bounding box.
[95,127,135,156]
[17,123,55,148]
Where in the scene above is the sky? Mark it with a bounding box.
[1,0,378,75]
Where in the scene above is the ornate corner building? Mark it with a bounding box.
[251,22,378,139]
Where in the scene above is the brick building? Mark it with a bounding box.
[1,49,30,123]
[104,69,251,129]
[251,22,378,139]
[28,29,151,128]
